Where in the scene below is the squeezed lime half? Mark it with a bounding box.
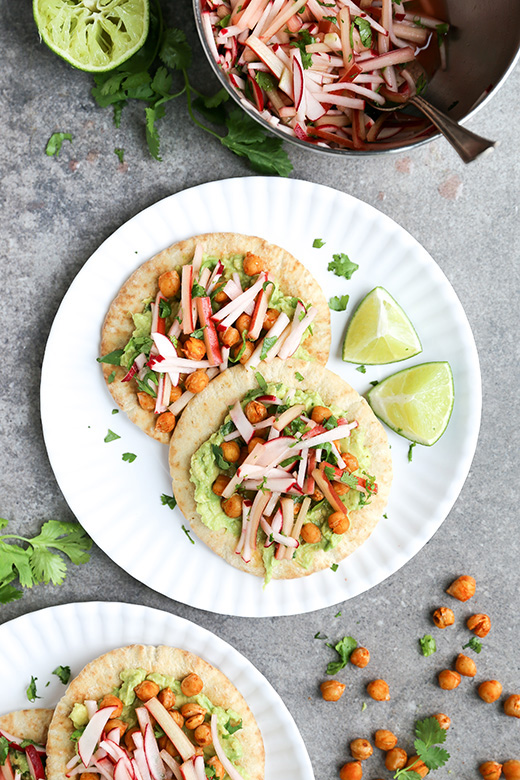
[34,0,149,73]
[342,286,422,365]
[367,361,454,446]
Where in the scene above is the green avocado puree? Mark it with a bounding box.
[190,382,373,582]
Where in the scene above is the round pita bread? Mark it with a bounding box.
[46,645,264,780]
[169,359,393,579]
[0,709,53,745]
[100,233,331,444]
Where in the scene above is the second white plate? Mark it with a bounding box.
[40,177,481,617]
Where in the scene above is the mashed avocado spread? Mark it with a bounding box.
[191,381,374,582]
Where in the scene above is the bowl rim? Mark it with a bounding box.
[192,0,520,157]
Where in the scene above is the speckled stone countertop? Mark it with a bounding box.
[1,2,519,778]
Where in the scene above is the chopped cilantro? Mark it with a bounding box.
[383,513,388,519]
[280,455,302,468]
[182,525,195,544]
[323,15,338,23]
[112,408,119,414]
[356,365,366,373]
[313,238,326,248]
[361,701,367,711]
[108,371,116,384]
[419,634,437,657]
[191,283,206,299]
[0,737,9,765]
[330,563,339,573]
[26,676,41,702]
[408,442,416,462]
[335,611,342,617]
[218,13,231,28]
[224,718,242,735]
[314,631,328,640]
[353,16,372,47]
[369,380,379,386]
[229,331,248,363]
[328,253,359,280]
[260,336,278,360]
[436,22,449,35]
[159,299,172,318]
[289,29,315,69]
[122,452,137,463]
[97,349,124,365]
[114,147,125,164]
[136,371,158,397]
[295,372,304,381]
[255,71,277,92]
[255,371,268,393]
[161,494,177,510]
[462,637,482,654]
[205,767,217,778]
[104,429,120,443]
[329,294,349,311]
[219,420,236,437]
[45,132,72,157]
[53,665,71,684]
[326,636,357,674]
[212,444,233,470]
[190,326,207,339]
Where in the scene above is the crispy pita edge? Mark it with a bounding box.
[100,233,331,444]
[45,645,264,780]
[0,709,53,746]
[169,359,392,579]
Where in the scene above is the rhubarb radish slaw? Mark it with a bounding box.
[169,358,392,581]
[0,710,53,780]
[45,645,263,780]
[99,232,330,444]
[196,0,450,151]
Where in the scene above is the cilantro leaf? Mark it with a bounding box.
[104,429,120,443]
[289,30,315,68]
[97,349,123,365]
[221,110,292,176]
[108,371,116,383]
[313,238,326,248]
[436,22,449,35]
[182,525,195,544]
[114,147,125,164]
[356,365,366,373]
[122,452,137,463]
[193,89,229,126]
[191,283,206,299]
[205,768,217,779]
[408,442,416,462]
[329,295,349,311]
[330,563,339,572]
[415,717,447,746]
[161,494,177,510]
[255,72,276,92]
[295,372,304,381]
[212,444,232,471]
[45,132,72,157]
[414,742,449,770]
[419,634,436,657]
[53,665,71,684]
[326,636,357,674]
[260,336,278,360]
[0,736,9,765]
[0,579,23,604]
[224,718,242,735]
[314,632,328,640]
[462,637,482,654]
[159,299,172,318]
[328,253,359,280]
[159,28,192,71]
[353,16,372,47]
[255,372,268,393]
[26,676,41,703]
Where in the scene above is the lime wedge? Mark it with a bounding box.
[367,362,454,446]
[34,0,149,73]
[342,287,422,365]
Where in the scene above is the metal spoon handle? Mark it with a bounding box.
[411,95,496,163]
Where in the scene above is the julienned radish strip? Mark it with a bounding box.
[358,47,415,72]
[273,403,306,431]
[235,498,252,556]
[181,265,194,334]
[277,306,317,359]
[77,706,117,768]
[230,399,256,443]
[210,714,245,780]
[159,752,183,780]
[144,699,196,762]
[248,489,273,551]
[259,0,308,42]
[196,296,223,365]
[312,468,348,515]
[211,272,267,324]
[244,311,290,368]
[292,422,358,451]
[286,495,311,558]
[275,497,295,560]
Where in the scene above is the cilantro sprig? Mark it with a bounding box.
[90,10,292,175]
[393,718,449,778]
[326,636,358,674]
[328,253,359,280]
[0,519,92,604]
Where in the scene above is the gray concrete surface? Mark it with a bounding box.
[1,2,519,778]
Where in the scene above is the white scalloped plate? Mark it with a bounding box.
[0,602,313,779]
[40,177,481,617]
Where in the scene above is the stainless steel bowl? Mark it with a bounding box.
[193,0,520,156]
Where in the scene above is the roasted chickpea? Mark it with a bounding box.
[455,653,477,677]
[99,695,123,718]
[238,446,249,465]
[137,391,155,411]
[193,722,212,746]
[221,494,243,518]
[385,748,407,771]
[438,670,461,690]
[207,757,225,780]
[158,735,178,758]
[367,679,390,701]
[433,713,450,730]
[232,339,255,364]
[221,326,241,348]
[503,760,520,779]
[332,480,349,496]
[350,739,373,761]
[432,607,455,629]
[301,523,322,544]
[181,703,206,719]
[350,647,370,668]
[339,762,363,780]
[185,369,209,394]
[374,729,397,750]
[328,511,350,535]
[158,270,180,298]
[213,288,229,304]
[169,385,182,405]
[342,452,359,473]
[236,313,252,336]
[185,712,205,730]
[134,680,160,701]
[155,411,176,434]
[478,680,503,703]
[105,719,127,738]
[263,308,279,330]
[170,710,184,729]
[446,574,476,602]
[405,757,429,777]
[248,435,265,454]
[212,474,231,496]
[124,727,139,751]
[504,694,520,718]
[243,252,264,276]
[312,488,324,502]
[320,680,345,701]
[181,673,204,697]
[467,613,491,637]
[479,762,503,780]
[82,774,101,780]
[245,400,268,424]
[221,440,241,463]
[157,687,175,709]
[183,337,206,361]
[311,406,333,424]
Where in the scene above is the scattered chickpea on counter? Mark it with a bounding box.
[350,647,370,668]
[405,755,429,777]
[478,680,503,703]
[367,679,390,701]
[504,694,520,718]
[455,653,477,678]
[432,713,451,730]
[349,738,373,761]
[467,613,491,637]
[438,669,461,690]
[339,761,363,780]
[446,574,476,602]
[503,760,520,779]
[374,729,398,750]
[479,761,503,780]
[320,680,346,702]
[432,607,455,629]
[385,747,408,771]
